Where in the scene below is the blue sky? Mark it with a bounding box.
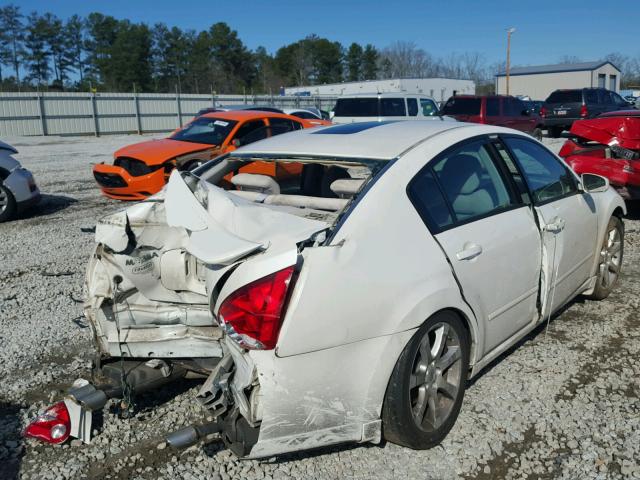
[7,0,639,66]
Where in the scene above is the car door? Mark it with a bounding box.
[484,97,501,126]
[501,136,598,316]
[409,137,542,353]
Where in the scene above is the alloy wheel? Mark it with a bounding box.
[599,225,622,288]
[409,322,463,432]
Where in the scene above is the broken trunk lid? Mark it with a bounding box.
[163,170,329,265]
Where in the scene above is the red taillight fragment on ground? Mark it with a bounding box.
[24,401,71,444]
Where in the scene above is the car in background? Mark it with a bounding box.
[0,140,40,222]
[283,107,324,120]
[524,100,544,115]
[541,88,631,138]
[194,105,283,118]
[560,110,640,199]
[332,93,442,123]
[440,95,543,140]
[93,110,331,200]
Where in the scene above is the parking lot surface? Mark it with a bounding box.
[0,134,638,479]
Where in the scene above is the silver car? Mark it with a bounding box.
[0,140,40,222]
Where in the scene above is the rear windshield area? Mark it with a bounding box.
[194,155,381,224]
[546,90,582,103]
[440,97,481,115]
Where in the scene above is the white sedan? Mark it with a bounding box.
[35,121,624,457]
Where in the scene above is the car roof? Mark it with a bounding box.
[199,110,296,121]
[338,93,435,99]
[232,120,468,160]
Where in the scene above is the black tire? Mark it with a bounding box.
[549,126,563,138]
[588,216,624,300]
[532,127,543,141]
[382,310,470,449]
[0,182,17,223]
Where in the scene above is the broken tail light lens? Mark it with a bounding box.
[219,266,295,350]
[24,401,71,444]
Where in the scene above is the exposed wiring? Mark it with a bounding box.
[113,275,135,417]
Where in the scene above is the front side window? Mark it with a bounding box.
[170,117,238,145]
[503,137,577,204]
[407,98,419,116]
[268,117,303,134]
[233,119,268,145]
[420,99,438,116]
[380,98,407,116]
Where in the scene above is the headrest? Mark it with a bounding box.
[439,154,483,195]
[329,178,365,198]
[231,173,280,194]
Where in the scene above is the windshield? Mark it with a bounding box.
[170,117,238,145]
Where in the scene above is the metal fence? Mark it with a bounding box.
[0,92,339,137]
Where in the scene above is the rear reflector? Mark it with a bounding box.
[24,401,71,444]
[219,266,295,350]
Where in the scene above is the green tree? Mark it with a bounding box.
[108,21,152,91]
[345,42,363,81]
[209,22,255,92]
[362,44,378,80]
[24,12,51,85]
[84,12,119,86]
[65,15,85,82]
[0,4,25,83]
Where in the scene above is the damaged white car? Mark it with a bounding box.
[26,120,625,458]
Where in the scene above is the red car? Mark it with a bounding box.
[440,95,544,140]
[559,110,640,200]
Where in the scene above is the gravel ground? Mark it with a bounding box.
[0,134,638,480]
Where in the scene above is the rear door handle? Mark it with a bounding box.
[456,243,483,261]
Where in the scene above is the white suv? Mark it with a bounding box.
[332,93,444,123]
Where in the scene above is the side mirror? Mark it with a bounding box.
[581,173,609,193]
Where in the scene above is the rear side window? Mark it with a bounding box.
[420,98,438,116]
[269,117,302,133]
[431,141,514,222]
[503,137,577,204]
[584,90,598,104]
[407,98,419,116]
[408,168,453,231]
[334,98,378,117]
[441,97,481,115]
[486,98,499,116]
[380,98,406,116]
[546,90,582,103]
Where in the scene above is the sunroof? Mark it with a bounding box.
[312,121,399,135]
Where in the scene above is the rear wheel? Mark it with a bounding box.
[589,216,624,300]
[382,311,470,449]
[0,182,17,223]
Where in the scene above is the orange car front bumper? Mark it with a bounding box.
[93,163,167,201]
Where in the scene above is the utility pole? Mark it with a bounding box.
[506,27,516,96]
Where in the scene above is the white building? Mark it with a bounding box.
[284,78,476,103]
[495,61,621,100]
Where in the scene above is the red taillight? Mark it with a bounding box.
[24,401,71,444]
[580,104,588,117]
[219,266,295,350]
[540,106,547,118]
